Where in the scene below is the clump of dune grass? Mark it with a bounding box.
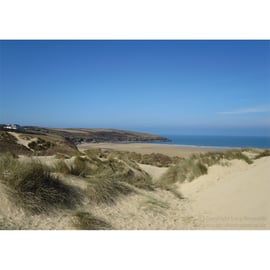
[86,177,134,205]
[158,150,253,187]
[195,150,253,166]
[158,159,208,186]
[72,211,112,230]
[107,157,154,190]
[105,150,182,167]
[88,156,154,190]
[54,154,154,191]
[254,149,270,159]
[53,160,71,174]
[113,168,154,190]
[0,217,25,230]
[156,183,184,199]
[53,157,94,176]
[0,155,82,214]
[69,156,93,177]
[140,196,169,214]
[54,153,70,159]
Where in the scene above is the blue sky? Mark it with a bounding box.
[0,40,269,136]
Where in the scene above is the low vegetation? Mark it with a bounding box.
[54,154,154,190]
[72,211,112,230]
[0,131,30,155]
[194,150,253,166]
[0,131,18,143]
[28,138,55,151]
[158,149,252,186]
[0,154,82,214]
[140,196,169,215]
[86,177,134,204]
[0,217,25,230]
[0,146,262,229]
[254,149,270,159]
[158,159,208,186]
[94,149,182,167]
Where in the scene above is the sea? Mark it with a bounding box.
[156,135,270,149]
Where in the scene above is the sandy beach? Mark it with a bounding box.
[78,142,227,158]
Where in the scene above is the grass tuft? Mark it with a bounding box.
[86,177,134,204]
[0,155,82,214]
[69,156,93,177]
[72,211,112,230]
[254,149,270,159]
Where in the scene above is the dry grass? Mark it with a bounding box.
[53,154,154,191]
[86,177,134,204]
[0,154,82,214]
[0,131,31,155]
[254,149,270,159]
[140,196,170,214]
[102,150,182,167]
[72,211,112,230]
[54,153,70,159]
[158,149,252,186]
[158,159,208,186]
[195,150,253,166]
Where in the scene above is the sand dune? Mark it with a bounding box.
[1,148,269,230]
[182,157,270,229]
[89,156,270,229]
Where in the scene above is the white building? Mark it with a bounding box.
[3,124,22,130]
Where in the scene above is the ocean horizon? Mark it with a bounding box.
[155,134,270,149]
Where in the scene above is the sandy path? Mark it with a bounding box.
[138,163,168,182]
[8,132,36,151]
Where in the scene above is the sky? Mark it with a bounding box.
[0,40,269,136]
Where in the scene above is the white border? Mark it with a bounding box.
[0,231,269,270]
[0,0,270,39]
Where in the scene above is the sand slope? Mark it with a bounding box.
[180,157,270,229]
[87,157,269,229]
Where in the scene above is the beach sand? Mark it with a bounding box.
[78,142,225,158]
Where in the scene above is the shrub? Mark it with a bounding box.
[28,138,55,151]
[0,131,17,143]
